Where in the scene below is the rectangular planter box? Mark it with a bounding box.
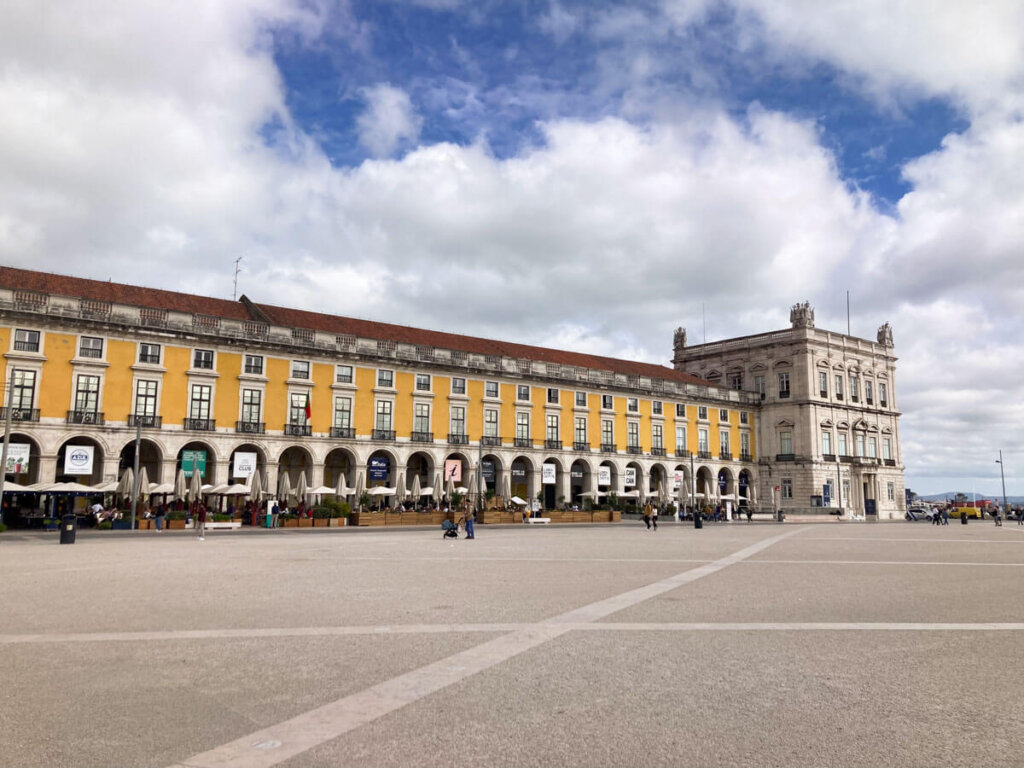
[281,518,299,528]
[313,518,329,527]
[328,517,347,527]
[137,519,154,530]
[298,518,313,527]
[166,519,186,530]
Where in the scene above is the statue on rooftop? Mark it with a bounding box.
[673,326,687,353]
[790,301,815,328]
[877,322,893,347]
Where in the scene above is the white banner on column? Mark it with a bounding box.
[624,467,636,487]
[673,470,684,489]
[598,466,611,486]
[542,463,556,485]
[5,443,30,474]
[233,452,257,479]
[64,445,94,476]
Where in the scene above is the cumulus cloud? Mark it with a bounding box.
[355,83,424,157]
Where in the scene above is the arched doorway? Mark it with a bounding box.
[570,459,590,504]
[510,456,532,501]
[5,434,41,485]
[597,460,617,497]
[406,451,433,494]
[119,438,163,485]
[366,448,396,488]
[177,441,216,484]
[541,456,564,509]
[718,467,735,517]
[228,444,266,485]
[278,446,313,490]
[695,466,715,507]
[55,437,105,485]
[324,447,356,489]
[442,452,471,497]
[480,454,502,503]
[649,464,668,497]
[738,469,753,507]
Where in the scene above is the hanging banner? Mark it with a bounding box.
[5,443,30,474]
[233,452,257,479]
[624,467,636,487]
[64,445,94,476]
[369,456,390,481]
[542,463,556,485]
[181,449,207,478]
[597,466,611,486]
[673,470,684,489]
[481,460,495,482]
[444,459,462,482]
[718,474,727,491]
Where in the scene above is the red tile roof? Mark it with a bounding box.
[0,265,710,386]
[0,265,251,321]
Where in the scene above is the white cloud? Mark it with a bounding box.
[538,2,580,44]
[355,83,424,157]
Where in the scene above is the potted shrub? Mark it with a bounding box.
[312,506,331,527]
[329,501,350,527]
[166,510,187,530]
[279,513,298,528]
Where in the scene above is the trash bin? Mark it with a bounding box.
[961,512,968,525]
[60,513,77,545]
[694,513,703,529]
[777,509,785,523]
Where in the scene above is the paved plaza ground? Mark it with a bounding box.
[2,519,1023,767]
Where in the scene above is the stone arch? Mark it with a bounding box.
[738,469,755,505]
[55,436,105,485]
[510,455,535,500]
[597,459,618,494]
[648,463,669,496]
[5,433,42,485]
[570,458,591,503]
[480,453,503,497]
[404,450,434,493]
[118,437,164,485]
[366,447,399,488]
[277,445,314,488]
[227,443,268,484]
[695,465,715,505]
[176,440,218,484]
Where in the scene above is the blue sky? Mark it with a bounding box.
[3,0,1024,494]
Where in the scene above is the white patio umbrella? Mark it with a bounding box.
[502,473,511,507]
[396,472,406,504]
[465,469,476,500]
[173,468,187,502]
[353,471,365,512]
[116,468,134,499]
[367,486,394,496]
[250,469,264,505]
[277,472,291,503]
[333,471,351,498]
[433,472,442,504]
[445,473,455,500]
[0,481,28,493]
[410,473,422,502]
[135,466,151,501]
[187,469,203,504]
[295,472,308,505]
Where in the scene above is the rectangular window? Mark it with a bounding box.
[652,400,663,415]
[333,397,352,429]
[242,389,262,423]
[754,375,765,395]
[485,381,499,398]
[838,432,849,456]
[850,375,859,400]
[602,394,613,410]
[135,380,157,417]
[778,372,790,397]
[74,374,100,413]
[79,336,103,359]
[14,329,40,352]
[868,436,877,458]
[676,426,686,454]
[719,409,729,422]
[819,371,828,396]
[887,482,895,501]
[729,373,742,390]
[822,430,832,455]
[698,406,708,420]
[377,369,394,388]
[190,384,212,420]
[449,405,465,436]
[139,343,161,364]
[244,354,263,375]
[516,412,530,440]
[720,430,730,453]
[779,431,793,454]
[883,439,892,460]
[698,428,709,452]
[415,374,431,392]
[375,400,393,430]
[865,380,873,402]
[675,403,686,418]
[193,349,214,370]
[11,369,36,410]
[575,391,587,407]
[835,374,844,398]
[451,377,466,395]
[740,432,750,456]
[879,383,888,405]
[781,478,793,499]
[484,408,498,437]
[547,388,559,404]
[289,393,308,424]
[627,422,639,447]
[575,417,587,443]
[602,419,614,446]
[855,433,865,456]
[652,424,663,449]
[291,360,310,380]
[517,384,530,401]
[335,364,353,384]
[739,411,748,425]
[627,397,638,413]
[546,414,559,441]
[414,403,431,433]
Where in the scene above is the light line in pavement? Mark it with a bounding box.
[167,527,806,768]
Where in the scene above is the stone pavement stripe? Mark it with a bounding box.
[580,622,1024,631]
[167,527,806,768]
[801,536,1024,544]
[739,559,1024,567]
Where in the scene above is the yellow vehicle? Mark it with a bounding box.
[948,506,982,519]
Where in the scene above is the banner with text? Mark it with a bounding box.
[624,467,636,487]
[542,463,557,485]
[598,466,611,486]
[233,452,257,479]
[5,443,30,475]
[64,445,94,476]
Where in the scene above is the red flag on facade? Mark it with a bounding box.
[304,392,311,422]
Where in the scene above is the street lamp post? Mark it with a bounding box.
[996,450,1009,518]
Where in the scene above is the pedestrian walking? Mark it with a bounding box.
[993,504,1003,527]
[195,501,207,540]
[464,507,476,539]
[941,506,949,526]
[643,501,652,530]
[271,500,280,528]
[651,503,658,531]
[1017,507,1024,525]
[154,502,166,532]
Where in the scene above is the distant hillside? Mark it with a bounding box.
[918,492,1024,505]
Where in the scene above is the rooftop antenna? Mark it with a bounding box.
[232,257,243,301]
